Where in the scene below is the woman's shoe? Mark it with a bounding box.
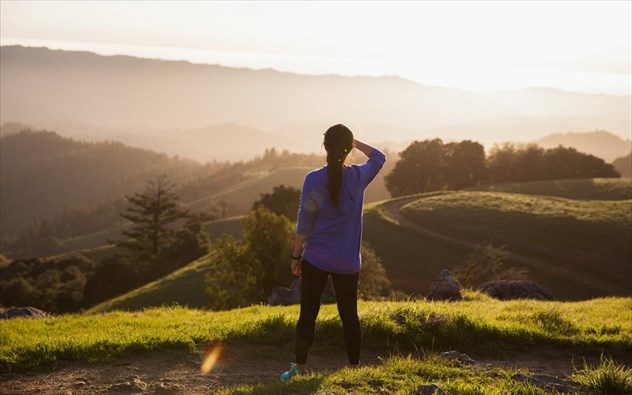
[280,362,306,382]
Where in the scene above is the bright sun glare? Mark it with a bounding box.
[1,1,631,94]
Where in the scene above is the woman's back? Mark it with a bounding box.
[296,148,386,274]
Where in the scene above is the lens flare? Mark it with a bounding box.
[200,343,223,375]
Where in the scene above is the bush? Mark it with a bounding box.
[205,207,294,310]
[359,243,392,300]
[453,242,528,289]
[0,254,95,312]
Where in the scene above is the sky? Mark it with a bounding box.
[1,1,631,95]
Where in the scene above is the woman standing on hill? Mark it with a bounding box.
[281,124,386,381]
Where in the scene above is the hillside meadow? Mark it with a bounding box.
[70,178,632,312]
[364,179,631,300]
[472,178,631,201]
[1,296,631,393]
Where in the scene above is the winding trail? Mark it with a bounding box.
[382,196,629,295]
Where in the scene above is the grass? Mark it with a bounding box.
[400,192,631,296]
[220,353,632,394]
[218,354,584,395]
[363,188,631,300]
[572,356,632,394]
[2,295,630,373]
[87,252,218,313]
[472,178,632,201]
[363,197,474,295]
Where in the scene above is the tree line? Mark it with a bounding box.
[385,139,620,197]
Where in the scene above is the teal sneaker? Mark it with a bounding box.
[280,363,306,382]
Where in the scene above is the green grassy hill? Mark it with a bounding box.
[87,253,217,313]
[2,297,631,393]
[471,178,631,200]
[363,188,631,300]
[89,179,631,312]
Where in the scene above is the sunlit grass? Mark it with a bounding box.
[472,178,632,201]
[217,353,585,394]
[1,296,630,372]
[572,356,632,394]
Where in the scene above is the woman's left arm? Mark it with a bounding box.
[291,233,306,276]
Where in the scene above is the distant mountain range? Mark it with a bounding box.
[535,131,631,163]
[1,45,630,160]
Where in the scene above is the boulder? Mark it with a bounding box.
[426,270,462,301]
[267,276,337,306]
[512,373,583,393]
[110,378,147,393]
[0,306,49,319]
[441,351,476,365]
[481,280,553,300]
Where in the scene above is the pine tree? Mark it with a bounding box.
[116,175,188,259]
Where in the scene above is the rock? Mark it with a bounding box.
[426,270,462,301]
[72,381,87,388]
[441,351,476,365]
[0,307,49,319]
[415,383,446,395]
[481,280,553,301]
[512,373,583,393]
[267,276,336,306]
[110,378,147,393]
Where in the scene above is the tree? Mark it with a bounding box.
[358,242,391,300]
[385,139,486,196]
[205,235,258,309]
[252,185,301,220]
[115,175,189,259]
[487,144,620,184]
[385,139,445,196]
[443,140,486,189]
[242,206,294,298]
[205,206,294,310]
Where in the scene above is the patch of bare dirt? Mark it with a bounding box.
[1,345,629,394]
[0,344,383,394]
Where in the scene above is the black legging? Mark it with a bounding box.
[295,259,361,365]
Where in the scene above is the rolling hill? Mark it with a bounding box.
[87,179,631,311]
[535,131,632,163]
[88,253,217,313]
[363,186,631,300]
[2,46,630,153]
[471,177,632,200]
[613,152,632,178]
[0,130,204,244]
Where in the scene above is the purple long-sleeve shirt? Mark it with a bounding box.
[296,148,387,274]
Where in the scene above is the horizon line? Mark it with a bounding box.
[2,38,631,97]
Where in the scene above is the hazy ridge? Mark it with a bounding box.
[2,45,630,160]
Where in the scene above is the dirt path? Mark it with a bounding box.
[0,345,383,394]
[1,344,621,394]
[383,197,629,295]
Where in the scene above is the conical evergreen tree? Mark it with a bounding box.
[116,175,188,259]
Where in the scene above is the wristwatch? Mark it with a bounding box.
[292,254,302,260]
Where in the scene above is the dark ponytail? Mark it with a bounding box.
[323,124,354,207]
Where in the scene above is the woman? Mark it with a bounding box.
[281,124,386,381]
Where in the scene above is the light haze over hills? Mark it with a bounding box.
[1,45,630,161]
